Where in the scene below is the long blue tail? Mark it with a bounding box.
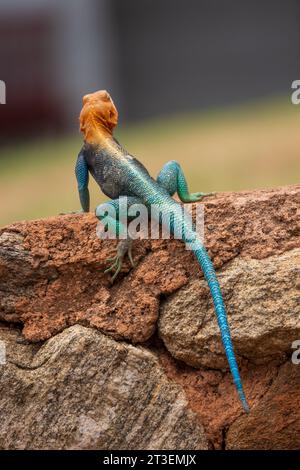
[158,197,249,411]
[193,243,249,413]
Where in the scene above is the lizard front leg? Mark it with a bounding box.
[157,160,214,203]
[95,196,142,282]
[61,151,90,215]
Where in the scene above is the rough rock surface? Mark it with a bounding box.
[0,324,207,450]
[227,361,300,450]
[159,248,300,368]
[0,184,299,450]
[0,215,188,343]
[1,185,299,344]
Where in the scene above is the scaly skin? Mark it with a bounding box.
[74,90,249,413]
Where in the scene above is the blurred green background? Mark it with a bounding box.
[1,1,300,227]
[1,96,299,227]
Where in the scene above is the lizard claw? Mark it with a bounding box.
[106,255,118,262]
[182,191,216,203]
[104,258,119,274]
[127,244,135,268]
[104,256,123,283]
[104,239,135,283]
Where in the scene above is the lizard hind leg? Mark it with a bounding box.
[95,196,141,283]
[157,160,214,202]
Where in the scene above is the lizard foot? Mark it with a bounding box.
[104,239,135,283]
[182,192,216,203]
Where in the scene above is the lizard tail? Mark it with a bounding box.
[191,240,249,413]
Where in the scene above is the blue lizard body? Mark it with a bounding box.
[75,90,250,413]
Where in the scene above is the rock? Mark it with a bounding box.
[159,249,300,368]
[201,184,300,263]
[156,346,281,450]
[1,184,300,450]
[1,185,299,344]
[0,215,188,343]
[0,325,207,450]
[226,362,300,450]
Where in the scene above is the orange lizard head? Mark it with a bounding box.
[79,90,118,143]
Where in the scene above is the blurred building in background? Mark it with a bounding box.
[0,0,299,140]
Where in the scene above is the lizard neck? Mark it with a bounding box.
[82,115,114,147]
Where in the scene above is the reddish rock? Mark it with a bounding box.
[226,362,300,450]
[1,185,299,343]
[154,341,281,449]
[0,214,188,342]
[0,185,299,450]
[203,185,300,264]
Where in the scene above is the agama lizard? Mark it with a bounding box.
[74,90,249,413]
